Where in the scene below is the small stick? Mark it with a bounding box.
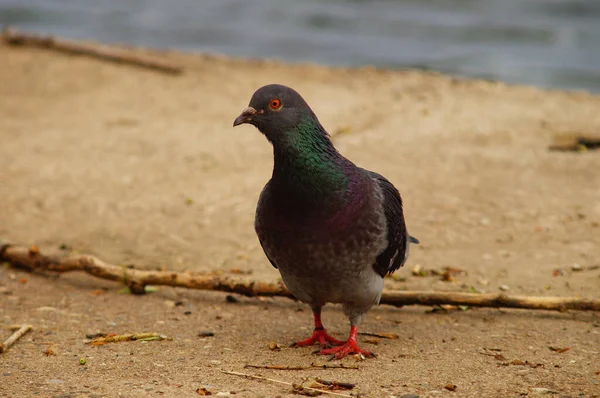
[0,325,32,353]
[86,332,169,344]
[315,378,356,390]
[220,370,353,397]
[244,363,358,370]
[1,241,599,311]
[358,332,399,339]
[549,135,600,152]
[1,26,183,75]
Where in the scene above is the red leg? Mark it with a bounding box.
[318,325,375,359]
[291,310,345,348]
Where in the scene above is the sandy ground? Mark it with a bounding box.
[0,41,599,398]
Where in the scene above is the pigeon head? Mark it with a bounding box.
[233,84,319,141]
[233,84,348,197]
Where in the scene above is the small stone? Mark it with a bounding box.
[399,394,420,398]
[499,284,510,291]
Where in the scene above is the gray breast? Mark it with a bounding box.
[255,182,388,310]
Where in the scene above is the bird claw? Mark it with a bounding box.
[292,328,345,349]
[317,341,375,360]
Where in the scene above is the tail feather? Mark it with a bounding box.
[409,235,420,244]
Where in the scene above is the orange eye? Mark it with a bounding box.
[269,98,282,110]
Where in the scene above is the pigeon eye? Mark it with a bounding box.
[269,98,282,110]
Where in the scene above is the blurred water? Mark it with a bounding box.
[2,0,600,92]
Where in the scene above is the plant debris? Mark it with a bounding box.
[198,331,215,338]
[549,134,600,152]
[444,384,457,392]
[221,370,353,397]
[0,324,32,354]
[292,384,322,397]
[480,351,507,361]
[412,265,466,281]
[44,346,56,356]
[229,268,253,275]
[499,359,544,368]
[293,378,356,396]
[269,342,283,351]
[86,332,108,339]
[244,363,358,371]
[3,242,599,311]
[386,274,406,282]
[358,332,399,339]
[313,378,355,391]
[196,387,212,396]
[86,332,170,345]
[426,304,466,313]
[28,245,39,255]
[548,346,570,353]
[118,285,158,295]
[553,263,600,276]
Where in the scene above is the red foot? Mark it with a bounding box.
[292,328,345,348]
[318,340,375,359]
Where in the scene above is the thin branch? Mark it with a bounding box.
[358,332,399,339]
[86,332,170,345]
[0,325,32,353]
[2,26,183,75]
[244,363,359,371]
[1,241,599,312]
[220,370,353,397]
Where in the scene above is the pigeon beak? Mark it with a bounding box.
[233,106,259,127]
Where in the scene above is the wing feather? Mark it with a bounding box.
[368,171,414,277]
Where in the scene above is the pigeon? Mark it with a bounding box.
[233,84,418,359]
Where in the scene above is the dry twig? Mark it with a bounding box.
[1,241,599,312]
[0,324,32,353]
[86,332,169,345]
[2,26,183,75]
[220,370,353,397]
[358,332,399,339]
[244,363,358,371]
[549,134,600,152]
